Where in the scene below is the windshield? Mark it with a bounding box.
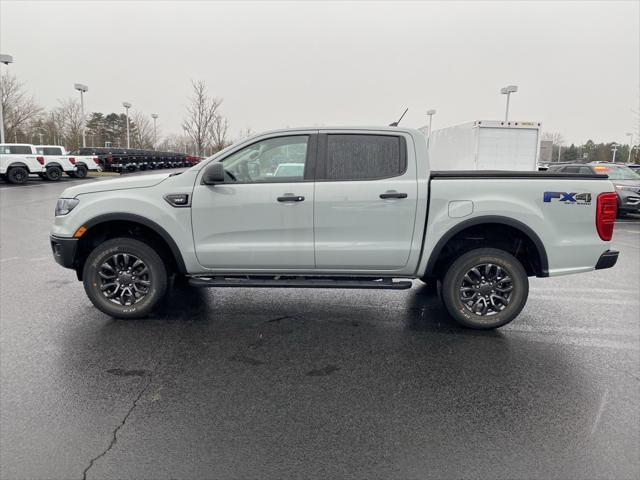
[592,164,640,180]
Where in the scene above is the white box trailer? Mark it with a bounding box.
[423,120,542,171]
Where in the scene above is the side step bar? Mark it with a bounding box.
[188,276,413,290]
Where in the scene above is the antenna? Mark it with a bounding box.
[389,108,408,127]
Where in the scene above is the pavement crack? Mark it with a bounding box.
[81,374,154,480]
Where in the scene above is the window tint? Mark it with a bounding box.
[8,146,32,154]
[563,166,581,173]
[39,147,63,155]
[222,135,309,183]
[324,134,406,180]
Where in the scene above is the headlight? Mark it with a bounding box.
[614,185,639,192]
[55,198,79,216]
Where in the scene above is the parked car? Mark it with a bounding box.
[50,146,101,178]
[547,162,640,215]
[0,143,44,184]
[35,145,79,180]
[50,127,619,329]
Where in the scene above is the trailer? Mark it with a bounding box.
[422,120,542,171]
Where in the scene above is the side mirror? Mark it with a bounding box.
[202,163,225,185]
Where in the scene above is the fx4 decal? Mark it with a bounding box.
[543,192,592,204]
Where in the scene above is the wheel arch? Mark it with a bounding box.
[7,161,31,172]
[424,215,549,279]
[75,213,187,279]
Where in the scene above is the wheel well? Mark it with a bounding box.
[46,163,62,169]
[428,222,546,279]
[8,162,30,172]
[75,220,181,280]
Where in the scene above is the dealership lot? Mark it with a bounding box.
[1,175,638,479]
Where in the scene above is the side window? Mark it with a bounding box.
[9,146,32,154]
[579,167,593,174]
[323,134,406,181]
[41,147,62,155]
[222,135,310,183]
[564,166,580,173]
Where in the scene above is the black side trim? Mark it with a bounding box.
[431,170,608,180]
[424,215,550,277]
[50,235,79,269]
[82,213,187,273]
[595,250,619,270]
[189,276,413,290]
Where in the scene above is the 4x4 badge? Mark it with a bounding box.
[543,192,592,204]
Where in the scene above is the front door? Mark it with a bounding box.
[192,133,316,270]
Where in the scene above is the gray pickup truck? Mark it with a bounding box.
[50,127,619,329]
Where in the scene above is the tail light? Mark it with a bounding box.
[596,192,617,241]
[69,157,76,165]
[93,157,100,165]
[106,156,113,164]
[36,156,45,165]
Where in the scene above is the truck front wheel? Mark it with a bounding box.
[82,238,168,319]
[441,248,528,329]
[44,166,63,181]
[7,166,29,184]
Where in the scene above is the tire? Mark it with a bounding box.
[44,166,63,181]
[7,166,29,184]
[441,248,529,329]
[82,238,168,319]
[74,165,88,178]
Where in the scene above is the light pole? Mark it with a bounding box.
[74,83,88,147]
[0,53,14,144]
[426,109,436,147]
[122,102,131,148]
[151,113,158,149]
[626,132,634,163]
[38,132,44,144]
[611,143,619,163]
[500,85,518,122]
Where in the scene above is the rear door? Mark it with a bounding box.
[313,132,418,271]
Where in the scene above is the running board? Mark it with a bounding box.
[188,276,413,290]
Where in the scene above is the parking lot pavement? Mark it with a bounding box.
[1,175,638,480]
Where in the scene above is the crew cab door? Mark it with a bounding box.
[191,133,316,270]
[314,132,418,271]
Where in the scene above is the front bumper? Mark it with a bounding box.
[50,235,78,269]
[595,250,619,270]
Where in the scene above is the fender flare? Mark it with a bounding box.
[7,162,31,172]
[82,213,187,273]
[423,215,549,278]
[45,162,63,170]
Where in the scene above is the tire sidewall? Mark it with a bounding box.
[8,167,28,184]
[45,166,62,181]
[83,238,167,319]
[442,248,529,329]
[75,166,88,178]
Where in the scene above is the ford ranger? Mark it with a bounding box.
[50,127,619,329]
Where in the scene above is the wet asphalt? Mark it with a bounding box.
[0,173,638,480]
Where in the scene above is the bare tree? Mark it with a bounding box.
[131,111,154,149]
[541,131,565,146]
[182,80,222,156]
[208,115,231,153]
[55,98,84,149]
[1,72,42,142]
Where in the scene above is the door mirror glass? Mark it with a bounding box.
[202,163,225,185]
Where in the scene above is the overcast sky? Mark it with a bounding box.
[1,0,638,145]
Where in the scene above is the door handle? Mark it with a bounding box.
[277,194,305,202]
[379,191,408,199]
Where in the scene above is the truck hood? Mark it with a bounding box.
[61,173,172,198]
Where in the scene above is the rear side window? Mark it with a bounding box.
[8,146,31,154]
[322,134,406,181]
[38,147,63,155]
[563,166,581,173]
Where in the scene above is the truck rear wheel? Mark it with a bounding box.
[73,165,88,178]
[82,238,168,319]
[7,166,29,184]
[441,248,528,329]
[44,166,63,181]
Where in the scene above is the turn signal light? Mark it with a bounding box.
[73,226,87,238]
[596,192,617,241]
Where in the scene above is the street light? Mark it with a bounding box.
[626,132,634,163]
[0,53,14,144]
[151,113,158,150]
[500,85,518,122]
[122,102,131,149]
[611,143,619,163]
[74,83,88,147]
[426,109,436,147]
